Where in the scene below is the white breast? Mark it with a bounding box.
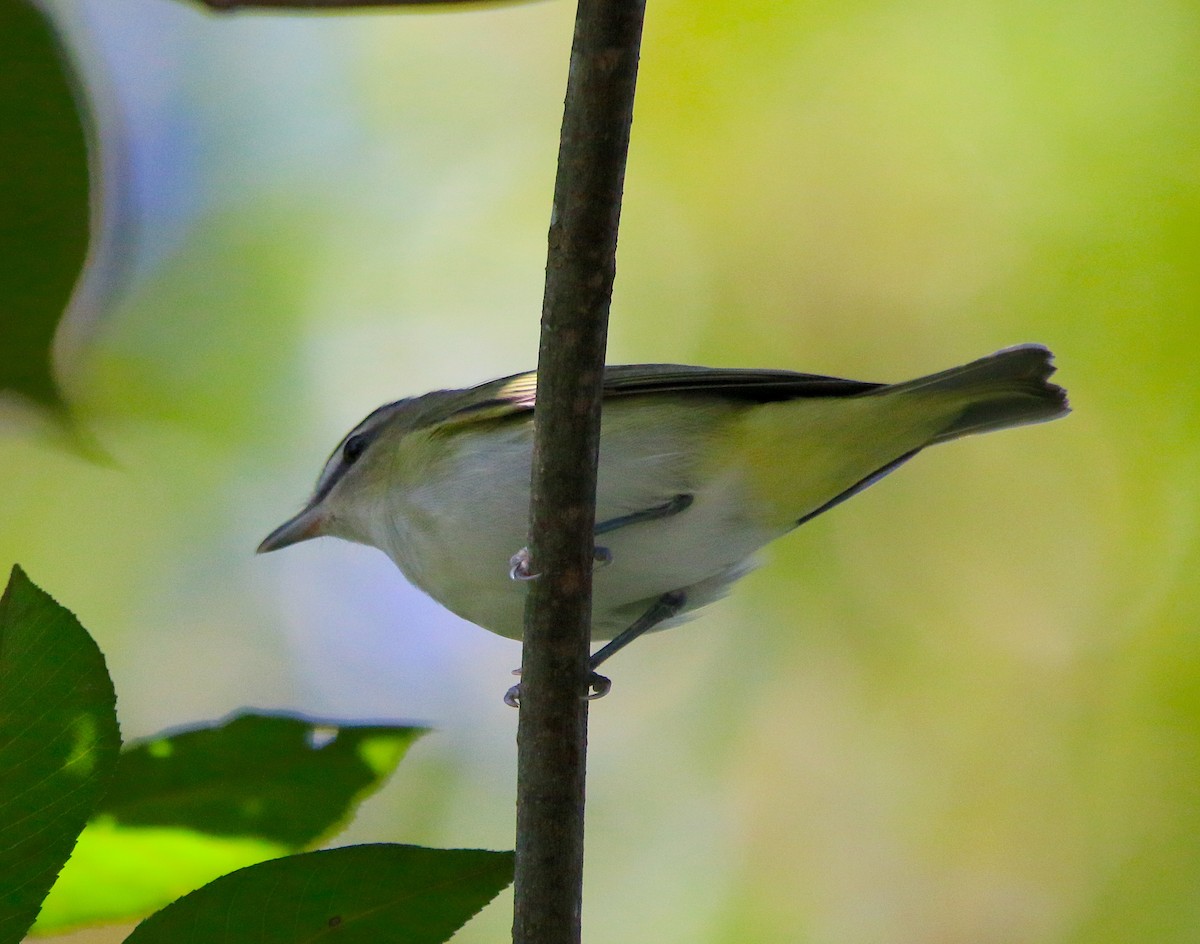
[370,400,772,641]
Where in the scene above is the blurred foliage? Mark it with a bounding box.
[0,0,89,411]
[6,1,1199,943]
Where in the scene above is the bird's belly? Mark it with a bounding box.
[385,497,531,640]
[384,475,769,642]
[375,405,769,641]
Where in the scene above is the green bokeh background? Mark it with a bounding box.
[7,0,1200,941]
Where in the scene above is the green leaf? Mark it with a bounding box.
[0,0,91,410]
[125,844,514,944]
[0,566,120,944]
[103,713,426,845]
[35,713,425,933]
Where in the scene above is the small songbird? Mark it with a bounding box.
[259,344,1067,698]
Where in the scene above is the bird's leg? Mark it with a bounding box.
[508,493,693,581]
[585,590,686,698]
[504,590,687,707]
[593,493,694,536]
[504,494,694,704]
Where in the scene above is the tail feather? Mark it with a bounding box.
[882,344,1069,444]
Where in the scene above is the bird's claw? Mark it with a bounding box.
[504,668,522,707]
[510,545,610,580]
[508,547,540,581]
[502,670,613,707]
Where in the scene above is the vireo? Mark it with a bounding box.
[259,344,1067,698]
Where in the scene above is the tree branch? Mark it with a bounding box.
[512,1,646,943]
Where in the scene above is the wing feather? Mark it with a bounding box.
[440,364,882,428]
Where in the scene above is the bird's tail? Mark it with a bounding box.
[882,344,1070,444]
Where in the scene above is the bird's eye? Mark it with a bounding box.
[342,433,370,466]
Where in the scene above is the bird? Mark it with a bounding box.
[258,343,1067,700]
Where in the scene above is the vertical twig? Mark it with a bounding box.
[512,1,646,943]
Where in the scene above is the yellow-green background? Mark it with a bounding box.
[9,0,1199,941]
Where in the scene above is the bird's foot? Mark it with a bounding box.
[502,669,612,707]
[586,671,612,699]
[508,548,539,581]
[509,545,611,581]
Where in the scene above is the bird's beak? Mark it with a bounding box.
[257,505,328,554]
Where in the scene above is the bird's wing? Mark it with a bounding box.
[438,364,883,428]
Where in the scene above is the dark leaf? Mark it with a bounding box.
[124,843,514,944]
[36,713,424,932]
[102,712,426,845]
[0,566,120,944]
[0,0,91,410]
